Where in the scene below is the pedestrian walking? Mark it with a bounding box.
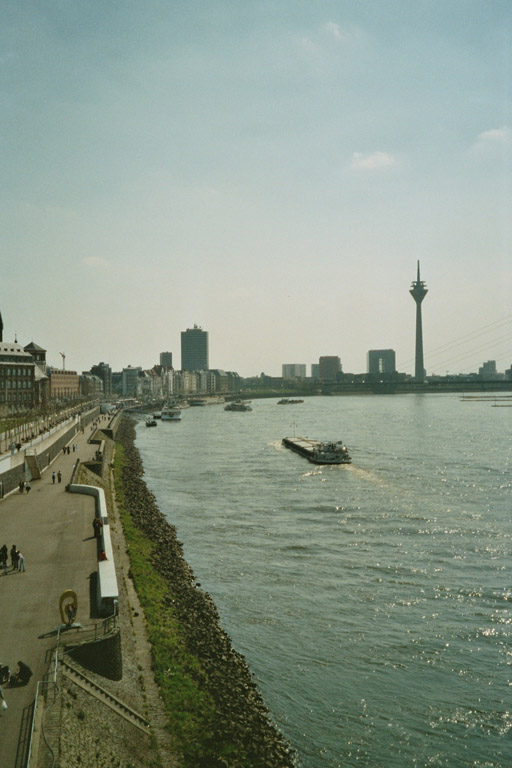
[17,552,25,572]
[52,471,56,484]
[57,470,62,484]
[19,480,24,493]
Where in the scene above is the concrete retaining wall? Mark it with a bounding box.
[67,483,119,617]
[0,406,100,498]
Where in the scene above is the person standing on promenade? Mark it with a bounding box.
[57,470,62,484]
[52,471,56,484]
[0,545,7,575]
[17,552,25,572]
[10,545,17,570]
[18,480,24,493]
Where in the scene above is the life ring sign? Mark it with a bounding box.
[59,589,78,625]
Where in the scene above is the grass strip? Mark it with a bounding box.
[113,443,229,767]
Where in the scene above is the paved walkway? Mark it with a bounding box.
[0,424,101,767]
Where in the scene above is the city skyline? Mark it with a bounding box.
[1,297,511,380]
[1,2,511,377]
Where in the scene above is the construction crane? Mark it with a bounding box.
[60,352,66,370]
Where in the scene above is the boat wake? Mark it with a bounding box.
[301,469,323,478]
[348,465,387,486]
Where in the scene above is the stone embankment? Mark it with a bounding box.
[116,416,295,768]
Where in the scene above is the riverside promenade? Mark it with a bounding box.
[0,424,101,767]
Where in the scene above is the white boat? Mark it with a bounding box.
[224,400,252,412]
[161,402,181,421]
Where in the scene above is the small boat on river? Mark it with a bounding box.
[224,400,252,412]
[145,417,157,427]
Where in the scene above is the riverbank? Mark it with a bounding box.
[114,415,295,767]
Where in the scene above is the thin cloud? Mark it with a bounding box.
[351,151,396,170]
[477,126,511,143]
[470,126,511,158]
[323,22,344,42]
[297,21,364,59]
[82,256,110,268]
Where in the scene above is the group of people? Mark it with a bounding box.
[0,659,32,715]
[51,470,63,484]
[0,544,25,574]
[0,660,33,687]
[18,480,31,494]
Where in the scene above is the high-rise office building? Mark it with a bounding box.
[367,349,396,376]
[90,361,112,395]
[318,356,342,380]
[160,351,173,368]
[282,364,306,379]
[409,261,428,382]
[122,366,142,396]
[181,325,209,371]
[478,360,501,379]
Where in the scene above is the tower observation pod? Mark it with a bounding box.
[409,261,428,382]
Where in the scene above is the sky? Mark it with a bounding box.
[1,0,511,377]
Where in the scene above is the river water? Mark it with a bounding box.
[134,394,511,768]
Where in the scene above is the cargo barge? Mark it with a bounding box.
[282,437,351,465]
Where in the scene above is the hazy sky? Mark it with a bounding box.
[2,1,511,377]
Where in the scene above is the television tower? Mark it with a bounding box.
[409,261,428,382]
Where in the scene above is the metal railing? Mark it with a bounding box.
[26,612,118,767]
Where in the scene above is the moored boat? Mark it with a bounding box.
[145,417,157,427]
[161,401,182,421]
